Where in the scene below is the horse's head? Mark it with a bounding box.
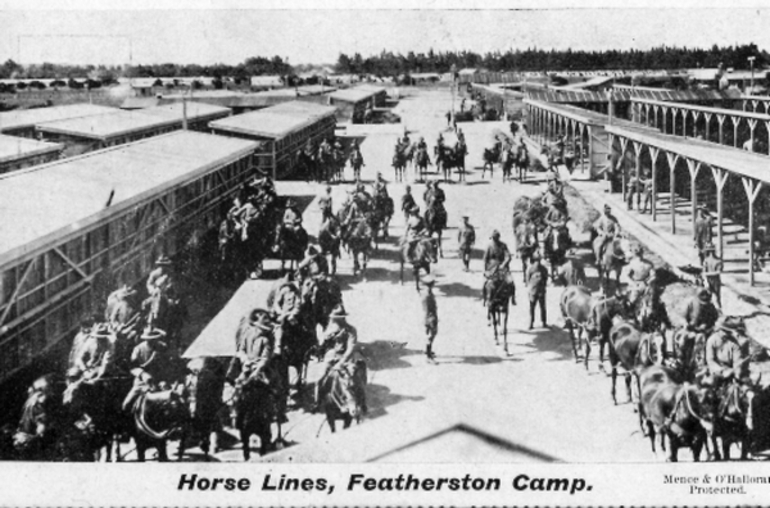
[719,380,756,430]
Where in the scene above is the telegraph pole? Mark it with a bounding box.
[748,56,756,93]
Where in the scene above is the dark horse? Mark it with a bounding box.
[543,224,572,282]
[399,235,438,291]
[607,319,665,405]
[143,291,185,354]
[184,357,227,457]
[233,376,276,460]
[343,218,373,277]
[415,146,431,181]
[593,234,629,294]
[274,225,310,275]
[482,143,501,179]
[483,272,517,354]
[709,378,758,461]
[300,275,345,329]
[392,145,408,182]
[130,385,189,461]
[317,358,368,433]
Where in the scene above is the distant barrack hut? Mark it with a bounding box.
[327,84,387,123]
[0,104,118,138]
[209,100,337,180]
[35,102,232,157]
[0,134,63,175]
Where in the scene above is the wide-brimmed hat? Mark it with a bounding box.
[718,316,746,334]
[307,245,320,256]
[461,214,469,219]
[91,323,113,339]
[531,250,542,261]
[697,288,712,301]
[155,255,172,266]
[603,204,612,212]
[328,305,348,320]
[248,309,274,332]
[141,327,167,341]
[490,230,501,239]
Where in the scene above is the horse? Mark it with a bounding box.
[318,214,342,275]
[62,374,134,462]
[434,144,456,182]
[624,278,670,333]
[482,143,501,179]
[669,327,708,382]
[399,235,439,291]
[501,147,515,182]
[515,144,530,182]
[453,141,468,181]
[513,222,539,278]
[317,359,367,433]
[424,201,447,258]
[584,295,629,372]
[9,374,67,461]
[183,357,227,457]
[593,234,629,294]
[349,150,364,182]
[560,285,594,365]
[232,376,276,460]
[274,224,310,275]
[415,147,431,181]
[300,275,345,329]
[639,367,715,462]
[371,194,394,244]
[543,225,572,281]
[709,380,757,461]
[343,218,373,277]
[512,195,547,232]
[130,384,189,461]
[392,145,408,182]
[608,319,666,405]
[483,272,517,354]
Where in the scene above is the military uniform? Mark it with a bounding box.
[557,258,586,286]
[483,240,512,277]
[706,329,750,382]
[401,191,416,219]
[526,259,549,329]
[318,192,333,218]
[640,178,653,214]
[146,267,174,299]
[271,283,302,353]
[703,251,723,308]
[694,214,713,264]
[297,250,329,281]
[122,331,173,411]
[72,329,116,382]
[684,295,719,334]
[457,221,476,270]
[625,255,655,306]
[421,283,438,358]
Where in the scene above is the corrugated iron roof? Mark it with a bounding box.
[0,104,119,132]
[328,87,382,103]
[210,110,317,139]
[631,97,770,121]
[0,134,62,165]
[526,88,739,103]
[265,100,337,120]
[36,110,180,141]
[138,101,232,121]
[0,131,258,265]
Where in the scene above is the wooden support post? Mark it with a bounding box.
[742,177,763,286]
[710,166,728,259]
[682,109,688,137]
[666,152,680,234]
[733,118,740,148]
[748,119,757,151]
[767,121,770,155]
[653,106,659,130]
[703,112,712,140]
[686,159,702,237]
[717,115,725,145]
[633,141,643,209]
[0,259,35,329]
[618,137,629,200]
[650,146,660,221]
[587,126,594,176]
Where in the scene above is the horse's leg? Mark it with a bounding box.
[343,415,352,429]
[503,307,509,355]
[241,429,251,461]
[157,440,169,462]
[438,231,444,258]
[399,259,404,285]
[492,309,499,344]
[583,330,591,371]
[327,414,336,434]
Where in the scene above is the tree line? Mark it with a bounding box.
[335,44,769,76]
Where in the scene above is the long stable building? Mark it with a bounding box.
[0,131,259,383]
[0,134,63,175]
[327,85,388,123]
[36,102,232,157]
[629,97,770,155]
[209,100,337,179]
[0,104,118,137]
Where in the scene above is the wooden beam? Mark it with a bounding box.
[618,137,629,201]
[666,152,680,234]
[633,141,643,209]
[686,159,702,238]
[53,247,89,280]
[649,146,659,221]
[742,177,763,286]
[0,259,35,328]
[710,166,728,259]
[717,114,725,145]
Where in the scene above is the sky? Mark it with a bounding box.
[0,1,769,66]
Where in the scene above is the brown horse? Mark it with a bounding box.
[317,359,367,433]
[639,367,715,462]
[608,319,665,405]
[183,357,227,457]
[399,235,438,291]
[130,384,189,462]
[593,234,629,294]
[483,272,517,354]
[709,379,758,461]
[232,375,276,460]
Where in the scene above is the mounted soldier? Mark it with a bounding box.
[69,316,96,370]
[684,287,720,350]
[401,185,416,221]
[145,255,180,329]
[318,185,333,220]
[318,212,342,275]
[556,249,586,287]
[482,230,513,302]
[702,243,723,308]
[349,141,365,180]
[373,172,389,200]
[229,309,286,424]
[417,136,427,152]
[592,204,620,262]
[401,201,426,254]
[623,244,656,310]
[705,316,752,386]
[122,327,175,411]
[68,323,117,385]
[296,245,329,283]
[270,274,303,356]
[314,306,364,412]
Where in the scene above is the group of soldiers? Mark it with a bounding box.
[297,136,364,183]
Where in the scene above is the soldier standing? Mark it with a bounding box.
[694,206,713,265]
[421,274,438,361]
[457,214,476,272]
[318,185,333,219]
[401,185,416,221]
[702,243,723,308]
[526,251,549,330]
